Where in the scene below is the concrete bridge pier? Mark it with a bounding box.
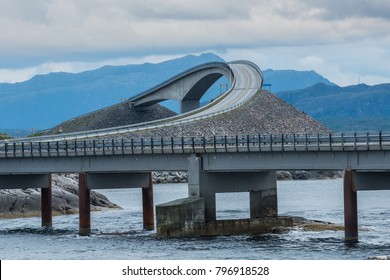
[0,174,52,227]
[344,170,358,242]
[156,155,278,236]
[41,174,53,228]
[180,99,200,114]
[250,188,278,218]
[83,172,154,233]
[142,173,155,230]
[198,171,277,221]
[343,170,390,241]
[78,172,91,236]
[188,155,277,222]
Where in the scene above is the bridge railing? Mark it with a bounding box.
[1,132,390,158]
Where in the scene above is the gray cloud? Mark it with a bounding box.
[308,0,390,20]
[0,0,389,85]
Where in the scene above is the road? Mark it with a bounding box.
[2,61,263,143]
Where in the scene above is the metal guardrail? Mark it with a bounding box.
[1,132,389,159]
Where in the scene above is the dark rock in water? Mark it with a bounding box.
[0,174,120,218]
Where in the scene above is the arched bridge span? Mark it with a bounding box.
[129,62,234,113]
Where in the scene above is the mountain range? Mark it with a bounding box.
[0,53,389,136]
[0,53,224,135]
[275,83,390,131]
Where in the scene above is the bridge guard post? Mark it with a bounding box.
[41,174,52,227]
[79,173,91,236]
[142,173,154,230]
[344,170,358,242]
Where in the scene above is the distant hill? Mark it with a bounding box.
[275,83,390,131]
[0,53,225,133]
[262,69,336,92]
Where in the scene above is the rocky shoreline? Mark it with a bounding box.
[0,174,120,219]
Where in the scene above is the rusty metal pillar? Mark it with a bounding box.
[344,170,358,242]
[142,173,154,230]
[79,173,91,236]
[41,174,52,227]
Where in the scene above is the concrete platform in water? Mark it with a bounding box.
[156,197,311,237]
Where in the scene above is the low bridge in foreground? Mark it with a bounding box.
[1,131,389,241]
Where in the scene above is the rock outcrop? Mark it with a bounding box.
[0,174,120,218]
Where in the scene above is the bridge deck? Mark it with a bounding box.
[1,132,390,173]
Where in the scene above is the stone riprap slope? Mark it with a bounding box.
[113,91,329,139]
[45,102,176,135]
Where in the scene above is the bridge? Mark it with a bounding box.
[7,60,263,143]
[0,61,389,241]
[128,62,234,113]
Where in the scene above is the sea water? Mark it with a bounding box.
[0,179,389,260]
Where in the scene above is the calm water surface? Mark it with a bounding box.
[0,179,389,260]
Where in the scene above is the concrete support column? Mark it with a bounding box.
[344,170,358,242]
[142,173,154,230]
[204,194,216,222]
[79,173,91,236]
[250,188,278,219]
[188,154,201,197]
[193,166,277,222]
[41,174,52,227]
[180,99,200,113]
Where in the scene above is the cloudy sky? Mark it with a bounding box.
[1,0,389,85]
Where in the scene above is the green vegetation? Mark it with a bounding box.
[0,132,12,140]
[28,131,47,138]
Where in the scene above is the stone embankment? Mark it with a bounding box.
[113,91,329,139]
[45,102,176,135]
[0,174,120,218]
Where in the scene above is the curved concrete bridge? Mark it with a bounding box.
[129,62,235,113]
[7,60,263,143]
